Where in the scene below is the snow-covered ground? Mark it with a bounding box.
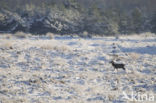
[0,34,156,103]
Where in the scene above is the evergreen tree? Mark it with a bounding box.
[131,8,143,33]
[151,12,156,33]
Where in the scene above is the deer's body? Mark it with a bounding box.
[110,61,125,70]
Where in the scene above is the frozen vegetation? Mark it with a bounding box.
[0,33,156,103]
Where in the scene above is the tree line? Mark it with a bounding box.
[0,0,156,35]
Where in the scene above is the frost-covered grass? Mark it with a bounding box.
[0,34,156,103]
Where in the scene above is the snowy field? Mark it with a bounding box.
[0,34,156,103]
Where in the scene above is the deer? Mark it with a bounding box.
[110,60,126,71]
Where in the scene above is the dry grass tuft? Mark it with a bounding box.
[37,41,56,50]
[14,32,27,38]
[52,57,68,66]
[40,44,54,50]
[46,32,54,39]
[0,33,13,39]
[5,34,13,39]
[41,44,71,52]
[128,52,141,60]
[38,41,71,52]
[53,45,71,52]
[83,31,88,36]
[0,40,13,49]
[79,31,92,38]
[140,32,156,37]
